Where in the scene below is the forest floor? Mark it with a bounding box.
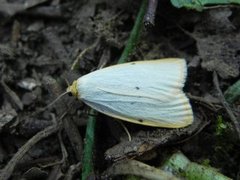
[0,0,240,179]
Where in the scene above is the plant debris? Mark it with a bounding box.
[0,0,240,179]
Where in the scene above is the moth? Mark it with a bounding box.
[67,58,193,128]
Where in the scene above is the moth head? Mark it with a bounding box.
[67,80,78,98]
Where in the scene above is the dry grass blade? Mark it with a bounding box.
[213,71,240,141]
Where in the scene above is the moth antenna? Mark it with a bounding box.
[45,91,70,110]
[30,91,70,117]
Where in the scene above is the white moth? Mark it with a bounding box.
[67,58,193,128]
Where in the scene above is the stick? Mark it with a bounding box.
[0,124,60,180]
[213,71,240,140]
[144,0,158,28]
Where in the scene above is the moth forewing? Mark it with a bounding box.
[69,58,194,128]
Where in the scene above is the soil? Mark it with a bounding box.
[0,0,240,179]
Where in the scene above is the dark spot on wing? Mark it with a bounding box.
[135,86,140,90]
[138,119,143,123]
[131,62,136,65]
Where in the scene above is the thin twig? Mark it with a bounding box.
[144,0,158,28]
[64,162,82,180]
[58,128,68,168]
[0,78,23,110]
[213,71,240,140]
[0,123,61,180]
[187,93,222,112]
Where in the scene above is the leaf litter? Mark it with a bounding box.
[0,0,240,179]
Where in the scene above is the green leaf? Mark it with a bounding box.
[224,79,240,104]
[170,0,240,11]
[215,115,227,136]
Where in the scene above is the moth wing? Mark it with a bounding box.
[77,58,193,128]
